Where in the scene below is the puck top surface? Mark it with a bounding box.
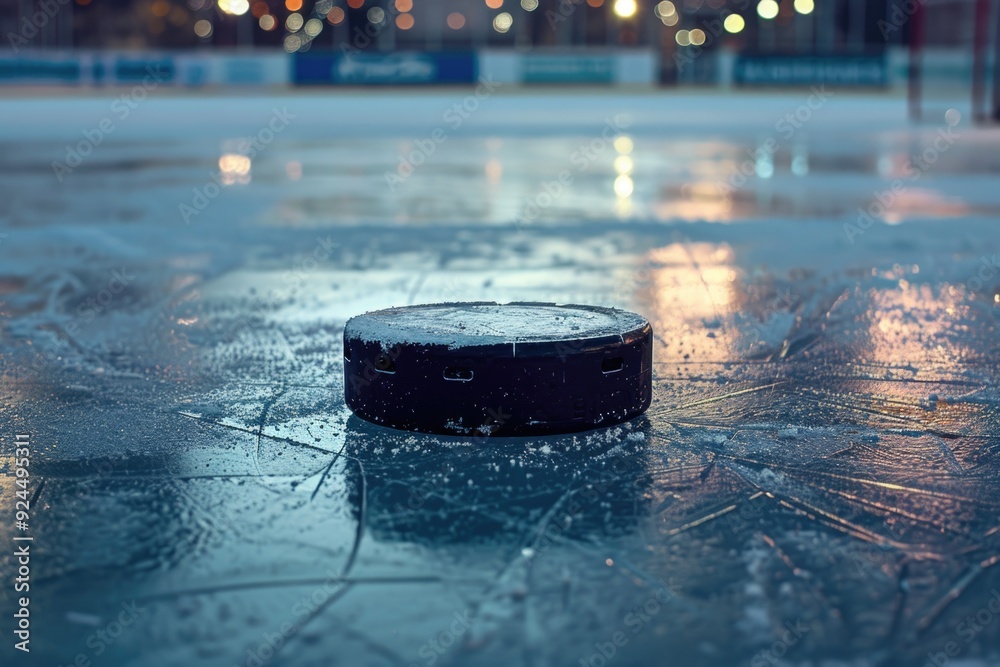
[345,302,648,350]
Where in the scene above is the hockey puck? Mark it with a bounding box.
[343,302,652,436]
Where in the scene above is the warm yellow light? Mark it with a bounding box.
[614,155,634,174]
[613,0,637,18]
[757,0,778,19]
[661,12,678,25]
[258,13,276,29]
[614,135,633,154]
[614,175,634,198]
[793,0,814,13]
[394,0,412,10]
[218,0,249,15]
[219,154,251,176]
[395,12,414,29]
[521,0,539,9]
[285,12,303,30]
[675,29,690,45]
[689,28,705,45]
[723,13,744,32]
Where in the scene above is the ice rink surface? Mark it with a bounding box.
[1,90,999,667]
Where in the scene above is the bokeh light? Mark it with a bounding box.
[327,6,345,23]
[614,175,634,197]
[304,17,323,35]
[521,0,539,9]
[218,0,250,15]
[347,0,364,8]
[586,0,604,6]
[394,0,412,10]
[794,0,814,13]
[675,29,690,45]
[613,0,637,17]
[283,34,302,51]
[446,12,466,28]
[285,12,303,30]
[485,0,503,8]
[689,28,705,45]
[723,13,745,32]
[250,1,268,17]
[654,1,676,17]
[284,0,302,10]
[493,12,513,32]
[757,0,779,19]
[193,19,212,36]
[259,13,276,29]
[395,12,414,29]
[218,154,251,186]
[367,6,385,23]
[614,135,633,154]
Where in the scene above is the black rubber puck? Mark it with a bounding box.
[343,302,652,436]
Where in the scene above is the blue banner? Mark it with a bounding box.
[294,51,477,85]
[0,58,81,83]
[522,55,614,84]
[734,53,888,87]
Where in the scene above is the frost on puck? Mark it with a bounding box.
[343,302,653,436]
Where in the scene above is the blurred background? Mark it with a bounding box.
[3,1,1000,667]
[1,0,998,118]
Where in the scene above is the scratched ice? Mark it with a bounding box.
[0,92,999,667]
